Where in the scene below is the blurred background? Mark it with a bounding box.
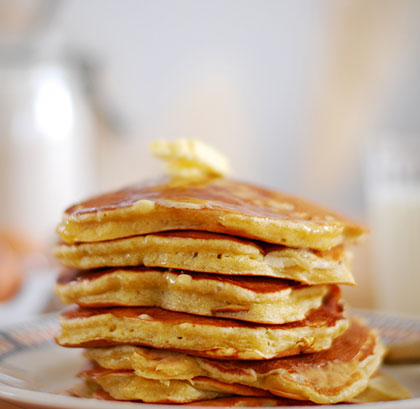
[0,0,419,320]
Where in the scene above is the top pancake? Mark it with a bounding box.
[57,177,365,250]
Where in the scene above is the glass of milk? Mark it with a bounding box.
[366,136,420,315]
[0,50,95,242]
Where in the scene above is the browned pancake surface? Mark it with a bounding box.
[59,177,365,249]
[203,317,373,374]
[57,267,302,294]
[65,177,345,220]
[61,285,343,331]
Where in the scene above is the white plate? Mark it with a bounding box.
[0,311,419,408]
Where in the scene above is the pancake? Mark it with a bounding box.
[74,373,409,406]
[56,267,331,324]
[187,372,411,405]
[79,367,230,403]
[56,287,348,360]
[83,320,385,404]
[70,381,300,405]
[350,371,412,403]
[81,386,325,406]
[54,231,354,285]
[79,366,275,403]
[57,177,366,250]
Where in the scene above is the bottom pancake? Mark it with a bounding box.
[351,371,412,403]
[73,372,410,406]
[85,386,314,406]
[84,319,386,404]
[79,366,274,403]
[187,371,412,406]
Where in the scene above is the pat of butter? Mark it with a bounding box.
[138,314,153,321]
[150,139,230,178]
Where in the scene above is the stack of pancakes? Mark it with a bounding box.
[55,176,387,405]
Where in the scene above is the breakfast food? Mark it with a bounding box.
[56,268,331,324]
[56,177,365,250]
[55,139,410,404]
[57,286,347,360]
[82,320,384,404]
[75,371,411,406]
[54,231,354,284]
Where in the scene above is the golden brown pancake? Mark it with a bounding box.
[79,367,230,403]
[83,320,385,404]
[75,373,410,406]
[54,231,354,285]
[57,177,365,250]
[350,371,412,403]
[56,287,348,360]
[56,267,331,324]
[79,365,277,403]
[187,372,412,406]
[70,381,310,405]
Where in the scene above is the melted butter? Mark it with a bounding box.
[158,199,206,210]
[132,199,155,213]
[63,175,359,241]
[138,314,153,321]
[175,273,192,286]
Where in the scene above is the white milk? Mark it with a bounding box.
[368,186,420,315]
[0,57,94,242]
[366,137,420,315]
